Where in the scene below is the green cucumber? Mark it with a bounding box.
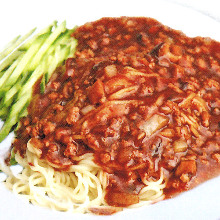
[0,93,31,142]
[4,37,46,88]
[0,21,78,142]
[28,21,66,70]
[0,56,22,89]
[0,27,36,61]
[0,50,23,72]
[0,35,20,61]
[19,21,56,51]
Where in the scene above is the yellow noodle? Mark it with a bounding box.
[4,145,166,213]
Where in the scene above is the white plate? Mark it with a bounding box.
[0,0,219,220]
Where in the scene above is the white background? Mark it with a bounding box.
[0,0,220,219]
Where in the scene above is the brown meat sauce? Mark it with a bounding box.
[13,17,220,208]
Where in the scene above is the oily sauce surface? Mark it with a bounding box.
[13,17,220,207]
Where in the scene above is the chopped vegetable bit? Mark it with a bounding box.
[10,148,17,165]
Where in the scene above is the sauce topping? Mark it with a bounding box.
[13,17,220,207]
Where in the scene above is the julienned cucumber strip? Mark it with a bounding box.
[0,50,23,73]
[18,21,56,51]
[3,24,67,103]
[4,27,69,104]
[48,41,75,77]
[0,21,77,142]
[0,94,30,143]
[0,24,53,88]
[2,83,21,107]
[46,32,77,78]
[0,107,7,119]
[10,148,17,165]
[0,57,21,88]
[47,35,76,69]
[0,35,20,61]
[39,37,77,93]
[0,22,56,73]
[0,27,36,61]
[39,29,75,93]
[0,35,21,60]
[40,73,46,94]
[17,62,46,99]
[29,21,66,70]
[19,43,73,99]
[0,25,55,104]
[3,36,48,88]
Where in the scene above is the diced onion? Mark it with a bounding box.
[173,139,188,153]
[104,65,117,78]
[139,114,168,137]
[81,105,95,115]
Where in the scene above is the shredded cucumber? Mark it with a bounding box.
[0,21,78,142]
[0,28,36,61]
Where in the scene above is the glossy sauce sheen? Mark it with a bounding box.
[13,17,220,207]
